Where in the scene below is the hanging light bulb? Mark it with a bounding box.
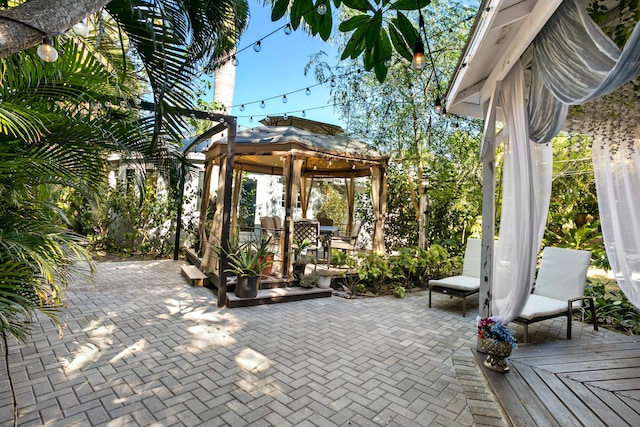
[305,88,311,96]
[302,110,306,117]
[313,164,317,170]
[328,159,333,166]
[317,3,327,15]
[239,104,245,112]
[265,116,271,123]
[37,37,58,62]
[249,116,253,123]
[411,40,426,71]
[283,113,289,120]
[330,77,336,88]
[232,55,239,66]
[72,20,89,37]
[284,24,293,35]
[282,95,288,103]
[260,100,265,109]
[352,164,356,170]
[435,96,443,114]
[441,108,447,118]
[253,41,262,52]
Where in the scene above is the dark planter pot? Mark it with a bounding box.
[235,275,260,298]
[293,263,307,279]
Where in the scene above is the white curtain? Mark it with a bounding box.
[525,0,640,308]
[592,124,640,309]
[491,61,553,322]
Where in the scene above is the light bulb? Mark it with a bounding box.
[302,110,306,117]
[441,108,447,118]
[330,78,336,88]
[37,38,58,62]
[305,88,311,96]
[283,113,289,120]
[282,95,288,103]
[411,40,426,71]
[260,100,265,109]
[435,96,443,114]
[254,41,262,52]
[313,165,317,170]
[239,104,245,112]
[284,24,293,35]
[249,116,253,122]
[265,116,270,123]
[232,56,239,66]
[219,118,225,123]
[317,3,327,15]
[72,21,89,37]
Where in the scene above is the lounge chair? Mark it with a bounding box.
[428,238,481,317]
[513,247,598,343]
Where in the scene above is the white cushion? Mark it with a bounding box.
[534,247,591,300]
[462,238,482,278]
[429,275,479,291]
[518,294,581,320]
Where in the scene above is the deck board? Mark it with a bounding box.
[475,335,640,426]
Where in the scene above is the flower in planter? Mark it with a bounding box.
[477,317,518,349]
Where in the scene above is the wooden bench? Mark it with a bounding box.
[181,264,208,287]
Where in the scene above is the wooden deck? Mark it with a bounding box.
[475,335,640,426]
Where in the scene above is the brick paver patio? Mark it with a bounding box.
[0,260,617,426]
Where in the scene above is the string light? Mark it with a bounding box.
[72,20,89,37]
[282,95,288,103]
[284,24,293,35]
[226,12,473,113]
[260,100,265,109]
[435,96,443,114]
[283,113,289,120]
[253,41,262,52]
[265,116,271,123]
[37,37,58,62]
[317,3,327,15]
[412,40,426,71]
[239,105,245,111]
[302,110,306,117]
[232,56,239,66]
[249,116,253,122]
[305,88,311,96]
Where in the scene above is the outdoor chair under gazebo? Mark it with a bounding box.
[189,116,389,307]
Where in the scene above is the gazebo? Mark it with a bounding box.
[195,116,389,307]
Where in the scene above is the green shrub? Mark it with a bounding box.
[584,279,640,335]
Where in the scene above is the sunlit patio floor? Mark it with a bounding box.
[0,260,622,426]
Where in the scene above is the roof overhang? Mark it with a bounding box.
[446,0,563,119]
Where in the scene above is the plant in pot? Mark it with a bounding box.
[223,234,272,298]
[315,269,333,289]
[292,238,312,279]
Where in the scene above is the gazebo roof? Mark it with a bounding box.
[205,117,388,178]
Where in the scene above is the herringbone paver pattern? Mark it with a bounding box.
[0,260,614,426]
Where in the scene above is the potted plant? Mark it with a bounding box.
[315,269,333,289]
[222,234,272,298]
[292,238,312,279]
[477,317,518,373]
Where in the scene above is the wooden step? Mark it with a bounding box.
[226,287,332,308]
[181,264,208,287]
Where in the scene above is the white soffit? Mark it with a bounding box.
[446,0,562,118]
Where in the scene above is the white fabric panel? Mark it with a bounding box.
[491,61,553,323]
[593,138,640,309]
[534,247,592,301]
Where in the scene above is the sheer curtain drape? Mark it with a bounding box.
[524,0,640,309]
[593,137,640,308]
[491,61,553,323]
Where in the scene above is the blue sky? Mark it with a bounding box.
[207,0,479,131]
[209,0,342,130]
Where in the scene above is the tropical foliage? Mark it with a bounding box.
[269,0,445,82]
